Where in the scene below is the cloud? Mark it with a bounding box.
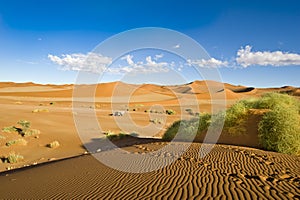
[173,44,180,49]
[236,45,300,67]
[48,53,112,73]
[187,58,228,68]
[49,53,169,74]
[154,54,163,60]
[120,54,169,73]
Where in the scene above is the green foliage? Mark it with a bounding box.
[2,126,17,133]
[163,113,211,141]
[166,109,176,115]
[17,120,31,130]
[150,118,163,124]
[106,132,127,141]
[23,129,40,137]
[6,138,27,147]
[163,92,300,155]
[6,152,24,163]
[47,141,60,148]
[223,101,248,135]
[258,105,300,155]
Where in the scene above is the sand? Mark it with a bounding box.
[0,81,299,199]
[0,141,299,199]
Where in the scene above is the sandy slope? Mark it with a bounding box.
[0,141,299,199]
[0,81,299,199]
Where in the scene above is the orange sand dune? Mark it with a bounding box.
[0,141,299,199]
[0,81,299,199]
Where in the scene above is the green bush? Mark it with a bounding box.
[17,120,31,130]
[6,138,27,146]
[258,105,300,155]
[166,109,176,115]
[6,152,24,163]
[163,93,300,155]
[163,113,211,141]
[2,126,17,133]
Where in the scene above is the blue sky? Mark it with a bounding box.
[0,0,300,87]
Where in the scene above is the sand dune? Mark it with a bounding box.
[0,81,299,199]
[0,141,299,199]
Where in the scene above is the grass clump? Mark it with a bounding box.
[2,120,40,137]
[17,120,31,129]
[47,141,60,148]
[0,135,5,139]
[106,132,127,141]
[166,109,176,115]
[2,152,24,163]
[2,126,17,133]
[163,113,211,141]
[150,118,163,124]
[23,129,40,137]
[6,138,27,147]
[258,105,300,155]
[32,108,49,113]
[163,92,300,155]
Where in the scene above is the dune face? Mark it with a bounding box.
[0,81,299,199]
[0,142,299,199]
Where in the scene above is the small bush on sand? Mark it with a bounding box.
[258,105,300,155]
[23,129,40,137]
[166,109,176,115]
[47,141,60,148]
[106,132,127,141]
[163,113,211,141]
[17,120,31,130]
[0,135,5,139]
[2,126,17,133]
[32,108,49,113]
[3,120,40,137]
[6,138,28,146]
[150,118,163,124]
[6,152,24,163]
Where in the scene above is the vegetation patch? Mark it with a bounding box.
[163,93,300,155]
[166,109,176,115]
[1,152,24,163]
[150,118,163,124]
[47,141,60,148]
[2,120,40,137]
[2,126,17,133]
[6,138,28,146]
[32,108,49,113]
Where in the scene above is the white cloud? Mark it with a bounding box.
[121,54,169,73]
[49,53,169,74]
[173,44,180,49]
[187,58,228,68]
[154,54,163,60]
[48,53,112,73]
[236,45,300,67]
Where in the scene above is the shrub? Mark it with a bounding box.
[106,132,127,141]
[166,109,176,115]
[23,129,40,137]
[6,152,24,163]
[150,118,163,124]
[2,126,17,133]
[6,138,27,146]
[258,105,300,155]
[32,108,49,113]
[17,120,31,130]
[163,113,211,141]
[47,141,60,148]
[223,101,248,136]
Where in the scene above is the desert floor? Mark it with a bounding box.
[0,81,299,199]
